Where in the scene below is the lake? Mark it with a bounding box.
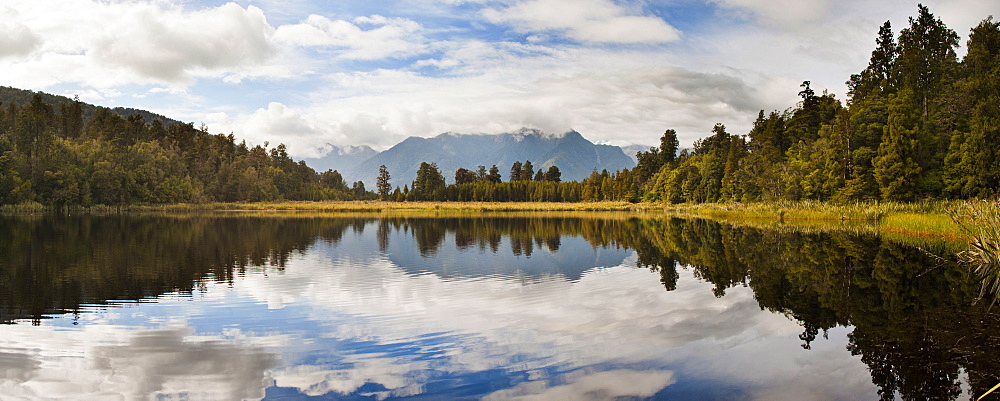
[0,213,997,400]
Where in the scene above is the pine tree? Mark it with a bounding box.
[521,160,534,182]
[509,161,522,182]
[874,90,922,200]
[376,165,391,199]
[848,21,898,104]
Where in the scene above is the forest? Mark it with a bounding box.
[0,89,375,206]
[636,6,1000,203]
[0,5,996,206]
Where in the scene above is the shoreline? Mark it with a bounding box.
[3,199,988,243]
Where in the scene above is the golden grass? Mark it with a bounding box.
[1,199,989,244]
[132,200,657,213]
[660,200,971,240]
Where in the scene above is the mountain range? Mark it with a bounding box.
[619,144,651,165]
[332,128,637,188]
[302,144,378,174]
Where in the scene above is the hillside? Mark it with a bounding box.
[0,86,184,126]
[0,89,366,206]
[345,129,636,188]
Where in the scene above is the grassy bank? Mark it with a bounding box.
[661,200,974,241]
[3,199,992,241]
[140,200,656,213]
[1,200,665,215]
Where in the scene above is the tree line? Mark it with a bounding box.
[371,159,645,202]
[0,94,376,206]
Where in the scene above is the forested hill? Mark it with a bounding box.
[0,87,184,126]
[0,90,372,206]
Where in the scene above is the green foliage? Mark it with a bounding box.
[629,6,994,205]
[0,92,373,206]
[411,162,446,201]
[874,90,923,201]
[376,164,391,199]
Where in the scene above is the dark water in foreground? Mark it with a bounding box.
[0,214,997,400]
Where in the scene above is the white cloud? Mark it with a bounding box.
[237,59,764,155]
[709,0,832,30]
[0,1,279,89]
[91,3,276,83]
[0,19,41,59]
[0,325,281,400]
[483,0,680,44]
[482,370,676,401]
[208,102,334,157]
[275,14,428,60]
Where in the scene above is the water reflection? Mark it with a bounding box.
[0,214,997,400]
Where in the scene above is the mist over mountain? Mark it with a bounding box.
[302,144,378,174]
[343,129,635,188]
[619,144,652,165]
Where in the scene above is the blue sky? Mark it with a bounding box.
[0,0,995,157]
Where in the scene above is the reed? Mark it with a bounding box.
[953,200,1000,300]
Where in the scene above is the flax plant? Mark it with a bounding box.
[954,200,1000,300]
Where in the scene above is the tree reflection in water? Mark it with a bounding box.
[0,213,997,400]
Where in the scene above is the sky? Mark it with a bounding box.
[0,0,995,158]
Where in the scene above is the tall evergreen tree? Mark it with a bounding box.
[896,4,959,119]
[521,160,535,182]
[509,161,522,182]
[848,21,898,104]
[487,165,502,183]
[874,90,922,201]
[376,165,391,199]
[659,129,679,165]
[943,17,1000,197]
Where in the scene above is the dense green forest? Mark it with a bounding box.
[0,88,374,206]
[635,7,1000,203]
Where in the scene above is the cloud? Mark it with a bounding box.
[0,1,279,89]
[275,14,428,60]
[92,3,276,83]
[482,370,676,401]
[0,19,41,59]
[265,62,763,154]
[208,102,335,157]
[483,0,680,44]
[708,0,832,30]
[0,325,281,400]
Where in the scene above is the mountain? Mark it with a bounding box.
[302,144,379,173]
[344,128,636,188]
[620,144,651,165]
[0,86,184,126]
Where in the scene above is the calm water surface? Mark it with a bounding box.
[0,214,997,400]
